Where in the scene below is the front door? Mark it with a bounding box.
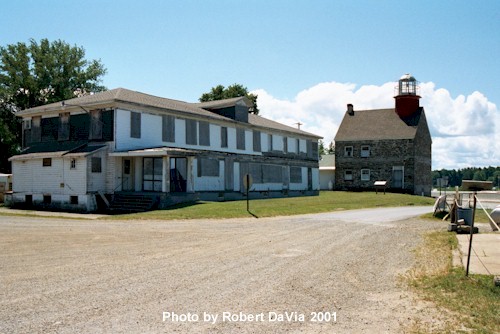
[392,166,404,189]
[122,159,133,191]
[170,157,187,192]
[143,157,163,191]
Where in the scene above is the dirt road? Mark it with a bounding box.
[0,207,441,333]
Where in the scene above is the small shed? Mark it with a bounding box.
[0,173,13,202]
[319,155,335,190]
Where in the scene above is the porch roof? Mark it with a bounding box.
[9,143,107,161]
[109,147,201,157]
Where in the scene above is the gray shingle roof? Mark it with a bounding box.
[334,108,423,141]
[16,88,321,138]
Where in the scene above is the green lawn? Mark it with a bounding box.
[108,191,435,220]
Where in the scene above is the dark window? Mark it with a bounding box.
[25,194,33,205]
[344,146,353,157]
[197,157,219,177]
[31,116,41,142]
[344,170,353,181]
[130,112,141,138]
[236,128,245,150]
[43,158,52,167]
[253,131,261,152]
[199,121,210,146]
[70,196,78,205]
[43,195,51,204]
[268,134,273,151]
[123,159,131,175]
[283,137,288,153]
[58,112,70,141]
[296,138,300,154]
[162,115,175,142]
[91,157,102,173]
[221,127,228,148]
[70,159,76,169]
[185,119,197,145]
[290,167,302,183]
[89,110,103,140]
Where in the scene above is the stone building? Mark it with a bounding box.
[334,74,432,196]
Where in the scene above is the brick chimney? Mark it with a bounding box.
[347,103,354,116]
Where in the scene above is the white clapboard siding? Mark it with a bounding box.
[87,151,107,193]
[62,157,87,194]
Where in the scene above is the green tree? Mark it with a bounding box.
[0,38,107,172]
[199,83,259,114]
[318,140,325,156]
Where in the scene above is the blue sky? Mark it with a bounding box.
[3,0,500,169]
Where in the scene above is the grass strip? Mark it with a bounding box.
[407,231,500,333]
[107,191,435,220]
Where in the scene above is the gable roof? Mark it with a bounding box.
[15,88,227,121]
[334,107,424,141]
[15,88,321,138]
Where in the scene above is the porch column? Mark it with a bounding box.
[162,156,169,193]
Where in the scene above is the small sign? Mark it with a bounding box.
[243,174,253,191]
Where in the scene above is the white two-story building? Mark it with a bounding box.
[9,88,321,212]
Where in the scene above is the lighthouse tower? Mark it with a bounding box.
[394,74,421,118]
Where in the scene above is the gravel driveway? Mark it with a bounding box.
[0,206,442,333]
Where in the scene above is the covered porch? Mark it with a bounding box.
[109,147,200,195]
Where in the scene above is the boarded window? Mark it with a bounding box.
[185,119,197,145]
[253,130,261,152]
[311,141,318,158]
[198,121,210,146]
[290,166,302,183]
[89,110,103,140]
[91,157,102,173]
[130,112,141,138]
[262,164,282,183]
[307,140,312,158]
[42,158,52,167]
[162,115,175,142]
[58,112,70,141]
[197,157,219,177]
[236,128,245,150]
[249,163,262,183]
[221,127,228,148]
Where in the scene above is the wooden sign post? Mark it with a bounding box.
[243,174,253,212]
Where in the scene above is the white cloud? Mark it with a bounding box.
[252,81,499,170]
